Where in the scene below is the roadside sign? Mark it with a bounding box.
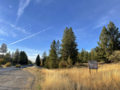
[88,60,98,74]
[88,60,98,69]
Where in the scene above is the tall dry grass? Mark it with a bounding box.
[40,63,120,90]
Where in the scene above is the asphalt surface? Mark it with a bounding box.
[0,66,35,90]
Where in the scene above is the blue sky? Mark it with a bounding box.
[0,0,120,62]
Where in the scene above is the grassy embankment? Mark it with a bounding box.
[24,62,120,90]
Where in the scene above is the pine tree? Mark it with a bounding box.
[56,40,61,59]
[93,48,99,61]
[67,55,73,66]
[3,52,11,62]
[11,52,15,62]
[49,40,58,69]
[60,27,78,65]
[44,56,50,68]
[77,52,81,63]
[14,49,20,64]
[83,51,87,63]
[97,26,109,62]
[35,54,41,66]
[88,52,91,60]
[91,49,95,60]
[105,21,120,59]
[19,51,28,65]
[42,51,47,66]
[80,48,85,62]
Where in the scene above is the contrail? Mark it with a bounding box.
[8,26,53,46]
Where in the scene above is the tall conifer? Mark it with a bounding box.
[60,27,78,65]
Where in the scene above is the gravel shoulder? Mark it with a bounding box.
[0,68,35,90]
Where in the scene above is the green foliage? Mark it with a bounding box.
[97,26,109,62]
[35,54,41,66]
[60,27,78,65]
[96,21,120,62]
[83,51,88,63]
[107,50,120,63]
[49,40,58,69]
[3,53,12,62]
[0,43,7,53]
[14,49,20,64]
[67,55,73,66]
[28,60,33,64]
[44,56,49,68]
[0,59,7,64]
[59,59,68,69]
[88,52,91,60]
[56,40,61,59]
[74,62,82,67]
[19,51,28,65]
[42,51,47,66]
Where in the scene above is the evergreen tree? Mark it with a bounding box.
[35,54,41,66]
[14,49,20,64]
[60,27,78,65]
[105,21,120,59]
[80,48,85,62]
[67,55,73,66]
[83,51,87,63]
[44,56,50,68]
[97,26,109,62]
[11,52,15,63]
[42,51,47,66]
[0,43,7,54]
[91,49,95,60]
[3,52,11,62]
[56,40,61,61]
[19,51,28,65]
[49,40,58,69]
[88,52,91,60]
[77,52,81,63]
[93,48,99,61]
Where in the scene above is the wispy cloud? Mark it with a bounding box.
[9,26,53,45]
[3,20,29,34]
[0,29,8,36]
[17,0,31,21]
[93,16,109,29]
[93,21,108,29]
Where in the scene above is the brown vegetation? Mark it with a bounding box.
[4,62,11,67]
[24,62,120,90]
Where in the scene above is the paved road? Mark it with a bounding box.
[0,66,35,90]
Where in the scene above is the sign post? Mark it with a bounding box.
[88,60,98,75]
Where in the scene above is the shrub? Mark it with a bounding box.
[107,50,120,63]
[0,59,7,64]
[74,62,82,67]
[59,60,67,69]
[5,62,11,67]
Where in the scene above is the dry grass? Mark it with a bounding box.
[24,63,120,90]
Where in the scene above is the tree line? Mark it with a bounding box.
[35,21,120,69]
[0,45,32,65]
